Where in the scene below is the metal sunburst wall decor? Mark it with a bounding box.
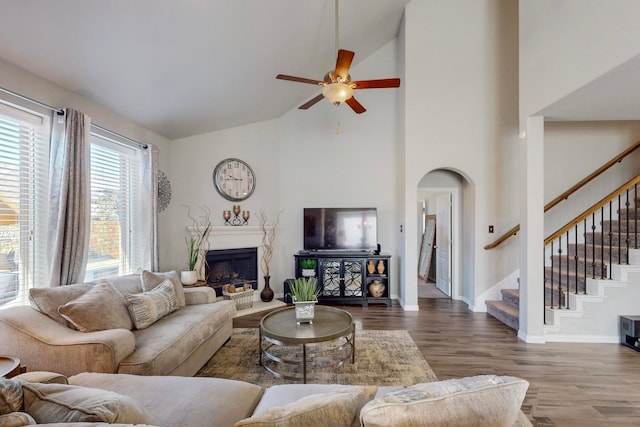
[157,170,172,212]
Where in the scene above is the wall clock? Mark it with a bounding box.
[212,158,256,201]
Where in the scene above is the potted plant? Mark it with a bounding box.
[182,206,211,285]
[290,277,319,324]
[299,259,317,277]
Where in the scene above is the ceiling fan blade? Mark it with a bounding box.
[276,74,323,85]
[346,96,366,114]
[334,49,355,81]
[352,78,401,89]
[298,94,325,110]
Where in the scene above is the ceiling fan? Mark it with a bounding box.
[275,0,400,114]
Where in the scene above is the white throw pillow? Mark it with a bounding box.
[22,382,156,424]
[360,375,529,427]
[124,278,179,329]
[235,385,377,427]
[58,283,133,332]
[141,270,186,307]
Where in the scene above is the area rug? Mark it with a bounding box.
[197,328,437,386]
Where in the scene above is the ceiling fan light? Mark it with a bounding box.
[322,83,353,106]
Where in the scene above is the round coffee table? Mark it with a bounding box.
[259,306,355,383]
[0,356,21,378]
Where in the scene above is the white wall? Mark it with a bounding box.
[403,0,520,308]
[544,121,640,236]
[167,40,401,298]
[519,0,640,130]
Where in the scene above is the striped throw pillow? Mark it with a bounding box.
[124,279,179,329]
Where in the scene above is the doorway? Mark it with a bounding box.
[417,169,465,300]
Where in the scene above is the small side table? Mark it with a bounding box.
[0,356,24,378]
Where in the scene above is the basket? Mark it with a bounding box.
[222,288,254,310]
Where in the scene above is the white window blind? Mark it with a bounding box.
[0,102,49,306]
[86,134,142,280]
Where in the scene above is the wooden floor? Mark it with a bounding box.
[234,298,640,427]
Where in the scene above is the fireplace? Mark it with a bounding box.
[205,247,258,296]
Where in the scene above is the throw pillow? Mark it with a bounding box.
[0,379,23,414]
[29,284,93,327]
[0,412,36,427]
[234,385,377,427]
[58,283,134,332]
[141,270,186,307]
[22,382,156,424]
[360,375,529,427]
[124,278,179,330]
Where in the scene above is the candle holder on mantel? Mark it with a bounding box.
[224,205,249,226]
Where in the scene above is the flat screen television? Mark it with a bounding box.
[303,208,377,251]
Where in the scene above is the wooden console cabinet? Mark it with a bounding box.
[294,252,392,307]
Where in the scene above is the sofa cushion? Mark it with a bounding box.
[29,283,93,327]
[359,375,529,427]
[96,273,143,295]
[0,412,36,427]
[58,283,134,332]
[69,372,263,427]
[22,382,156,424]
[0,379,23,414]
[124,279,179,330]
[118,301,235,375]
[141,270,186,307]
[235,385,377,427]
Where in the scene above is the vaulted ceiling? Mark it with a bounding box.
[0,0,409,139]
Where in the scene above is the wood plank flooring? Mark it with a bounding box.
[234,298,640,427]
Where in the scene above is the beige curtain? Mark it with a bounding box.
[48,109,91,287]
[139,144,159,271]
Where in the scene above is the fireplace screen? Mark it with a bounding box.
[205,247,258,296]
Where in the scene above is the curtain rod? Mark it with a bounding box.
[0,85,147,149]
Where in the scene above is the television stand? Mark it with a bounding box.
[294,252,391,307]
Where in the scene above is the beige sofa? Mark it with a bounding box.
[0,271,236,377]
[1,371,533,427]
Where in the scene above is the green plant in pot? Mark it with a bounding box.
[182,206,211,285]
[290,277,319,324]
[299,259,317,277]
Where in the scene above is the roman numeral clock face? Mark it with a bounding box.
[213,158,256,201]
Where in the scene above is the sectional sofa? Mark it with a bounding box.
[1,370,533,426]
[0,271,235,377]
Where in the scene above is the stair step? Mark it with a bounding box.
[602,220,640,233]
[486,300,519,330]
[585,231,640,247]
[566,244,628,263]
[548,256,607,276]
[501,288,519,306]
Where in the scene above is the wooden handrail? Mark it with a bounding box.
[484,139,640,250]
[544,173,640,245]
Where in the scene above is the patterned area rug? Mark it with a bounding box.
[197,328,437,386]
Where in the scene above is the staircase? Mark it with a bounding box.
[486,194,640,332]
[486,289,519,330]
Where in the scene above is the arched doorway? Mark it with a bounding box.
[417,169,472,301]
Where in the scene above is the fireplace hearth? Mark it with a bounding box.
[205,247,258,296]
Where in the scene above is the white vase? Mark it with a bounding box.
[301,269,316,277]
[293,298,317,324]
[181,270,198,285]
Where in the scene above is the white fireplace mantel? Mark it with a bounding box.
[187,225,272,250]
[187,226,273,300]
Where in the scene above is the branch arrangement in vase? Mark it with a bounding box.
[258,208,283,278]
[184,206,212,283]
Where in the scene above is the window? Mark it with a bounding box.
[86,133,143,281]
[0,102,50,306]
